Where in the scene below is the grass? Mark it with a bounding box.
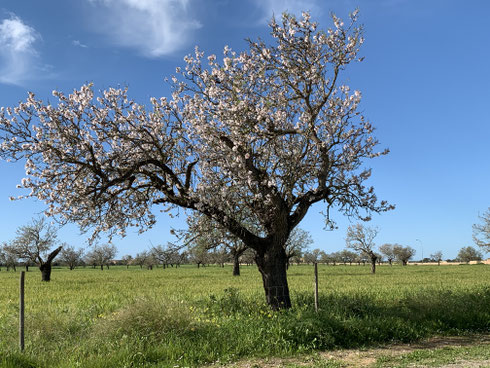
[374,343,490,367]
[0,264,489,367]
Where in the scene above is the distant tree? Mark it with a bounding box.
[59,244,84,270]
[0,246,6,271]
[183,214,248,276]
[358,252,370,265]
[188,244,210,268]
[345,224,379,274]
[151,244,172,269]
[379,243,396,266]
[393,245,415,266]
[133,251,150,269]
[0,244,18,271]
[430,251,443,265]
[457,246,482,264]
[285,228,313,269]
[145,252,157,270]
[473,208,490,253]
[339,249,357,265]
[121,254,133,269]
[240,248,255,266]
[85,244,117,270]
[320,251,339,265]
[210,247,230,267]
[7,217,62,281]
[303,248,326,265]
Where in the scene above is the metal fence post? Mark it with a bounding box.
[19,271,25,351]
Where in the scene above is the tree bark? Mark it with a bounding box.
[370,255,377,274]
[40,263,52,281]
[39,246,62,282]
[254,244,291,310]
[232,254,240,276]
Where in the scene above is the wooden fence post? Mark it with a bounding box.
[19,271,25,351]
[314,262,319,313]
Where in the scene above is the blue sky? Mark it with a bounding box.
[0,0,489,260]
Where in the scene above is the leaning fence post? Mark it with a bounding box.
[314,262,319,313]
[19,271,25,351]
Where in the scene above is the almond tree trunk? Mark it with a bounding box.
[232,252,241,276]
[39,246,62,282]
[370,256,376,274]
[254,242,291,310]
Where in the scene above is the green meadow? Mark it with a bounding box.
[0,264,489,367]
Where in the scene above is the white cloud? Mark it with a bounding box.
[253,0,322,23]
[0,14,41,85]
[86,0,201,58]
[72,39,88,48]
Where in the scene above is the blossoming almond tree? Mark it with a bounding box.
[0,11,393,309]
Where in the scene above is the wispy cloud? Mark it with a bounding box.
[253,0,322,23]
[72,39,88,48]
[0,14,41,86]
[86,0,201,58]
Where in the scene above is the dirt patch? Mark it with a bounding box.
[320,335,490,367]
[210,335,490,368]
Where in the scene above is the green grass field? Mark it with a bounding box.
[0,264,489,367]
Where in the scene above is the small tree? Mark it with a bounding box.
[210,247,230,268]
[303,248,325,265]
[345,224,379,274]
[0,244,18,271]
[457,246,482,264]
[85,244,117,270]
[339,249,357,265]
[473,208,490,253]
[133,251,149,269]
[285,228,313,269]
[121,254,133,269]
[59,244,84,270]
[8,217,62,281]
[240,248,255,266]
[183,214,248,276]
[188,244,210,268]
[379,243,396,266]
[430,251,443,265]
[393,245,415,266]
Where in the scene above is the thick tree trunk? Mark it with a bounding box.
[39,246,62,282]
[255,245,291,310]
[370,256,376,274]
[100,264,104,271]
[232,254,240,276]
[40,263,52,281]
